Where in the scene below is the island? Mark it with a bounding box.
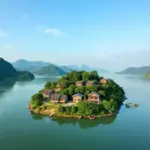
[29,70,125,119]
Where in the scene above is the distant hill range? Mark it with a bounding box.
[33,64,66,76]
[12,59,50,72]
[0,58,34,82]
[12,59,109,76]
[66,64,108,72]
[117,66,150,75]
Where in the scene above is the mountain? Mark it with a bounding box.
[58,66,73,72]
[117,66,150,75]
[12,59,50,72]
[0,58,34,82]
[12,59,109,74]
[93,68,109,73]
[34,64,66,76]
[66,64,109,73]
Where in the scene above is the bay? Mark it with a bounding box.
[0,74,150,150]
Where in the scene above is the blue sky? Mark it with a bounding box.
[0,0,150,70]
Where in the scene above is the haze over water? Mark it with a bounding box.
[0,73,150,150]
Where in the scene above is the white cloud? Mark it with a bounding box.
[43,28,66,37]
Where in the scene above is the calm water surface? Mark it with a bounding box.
[0,74,150,150]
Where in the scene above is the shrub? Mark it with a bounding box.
[71,105,78,114]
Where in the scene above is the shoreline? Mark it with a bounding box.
[28,106,117,119]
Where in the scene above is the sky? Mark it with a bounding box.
[0,0,150,71]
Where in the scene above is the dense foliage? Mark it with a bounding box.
[58,100,118,116]
[30,93,44,109]
[44,70,125,105]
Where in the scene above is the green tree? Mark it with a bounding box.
[99,90,105,96]
[65,106,71,115]
[58,105,65,113]
[89,70,99,81]
[31,93,44,107]
[71,105,78,114]
[44,82,52,89]
[82,71,89,81]
[102,99,117,113]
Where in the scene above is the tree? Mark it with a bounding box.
[51,82,57,89]
[71,105,78,114]
[99,90,105,96]
[82,72,89,81]
[68,86,75,96]
[102,99,117,113]
[44,82,52,89]
[58,105,65,113]
[78,102,99,116]
[31,93,44,107]
[61,80,69,88]
[89,70,99,81]
[65,106,71,115]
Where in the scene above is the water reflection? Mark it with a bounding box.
[0,79,16,96]
[52,116,117,129]
[32,76,58,85]
[32,114,117,129]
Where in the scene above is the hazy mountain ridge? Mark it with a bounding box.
[66,64,109,73]
[117,66,150,75]
[12,59,51,72]
[12,59,109,76]
[33,64,66,76]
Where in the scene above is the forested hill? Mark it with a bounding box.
[0,58,35,82]
[12,59,50,72]
[33,64,66,76]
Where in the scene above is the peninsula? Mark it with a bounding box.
[29,71,125,118]
[0,58,35,82]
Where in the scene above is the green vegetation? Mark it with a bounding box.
[30,70,125,117]
[0,58,35,82]
[125,102,139,108]
[45,71,125,103]
[57,100,117,116]
[30,93,44,109]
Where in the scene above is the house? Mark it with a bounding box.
[42,90,55,98]
[72,93,83,102]
[86,81,95,86]
[88,92,101,104]
[50,93,68,104]
[100,78,107,84]
[76,81,83,86]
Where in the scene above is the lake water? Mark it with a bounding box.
[0,74,150,150]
